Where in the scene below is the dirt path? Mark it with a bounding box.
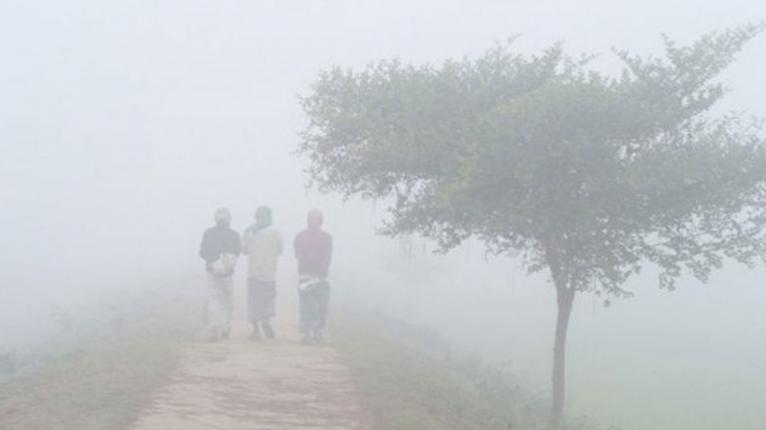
[128,297,372,430]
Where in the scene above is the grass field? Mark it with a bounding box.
[331,312,609,430]
[0,293,200,430]
[1,294,620,430]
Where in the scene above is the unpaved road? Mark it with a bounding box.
[128,298,372,430]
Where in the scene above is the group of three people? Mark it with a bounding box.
[199,207,333,344]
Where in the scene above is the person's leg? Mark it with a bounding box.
[221,277,234,338]
[247,277,261,340]
[206,274,224,342]
[261,281,277,338]
[250,280,276,339]
[307,287,325,342]
[298,289,314,343]
[247,277,256,323]
[313,283,331,342]
[261,320,274,339]
[250,320,262,340]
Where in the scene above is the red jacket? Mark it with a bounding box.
[294,228,332,277]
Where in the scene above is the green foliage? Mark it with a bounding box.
[300,25,766,296]
[332,313,551,430]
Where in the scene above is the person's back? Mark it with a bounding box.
[294,229,332,277]
[199,208,240,341]
[200,224,241,274]
[241,206,283,340]
[294,209,333,343]
[242,226,283,282]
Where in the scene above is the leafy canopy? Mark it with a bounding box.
[300,25,766,296]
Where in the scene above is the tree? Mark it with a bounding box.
[298,26,766,428]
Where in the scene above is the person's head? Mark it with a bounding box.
[214,207,231,227]
[307,209,323,230]
[255,206,272,226]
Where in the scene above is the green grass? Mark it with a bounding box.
[331,312,556,430]
[0,294,200,430]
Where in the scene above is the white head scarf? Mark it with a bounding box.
[214,207,231,224]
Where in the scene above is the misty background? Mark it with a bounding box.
[1,1,765,429]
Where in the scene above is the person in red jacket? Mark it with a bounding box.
[294,209,333,344]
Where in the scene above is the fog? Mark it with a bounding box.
[2,1,765,429]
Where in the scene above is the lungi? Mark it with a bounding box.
[299,279,330,333]
[207,273,233,333]
[247,277,277,322]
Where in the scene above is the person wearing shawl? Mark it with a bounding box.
[294,209,333,344]
[199,208,240,342]
[241,206,283,340]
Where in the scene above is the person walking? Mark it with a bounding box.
[294,209,333,344]
[241,206,283,340]
[199,208,240,342]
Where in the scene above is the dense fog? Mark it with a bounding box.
[2,1,765,429]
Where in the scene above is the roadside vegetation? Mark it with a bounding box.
[0,290,200,430]
[0,288,619,430]
[332,312,612,430]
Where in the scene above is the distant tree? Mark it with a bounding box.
[299,26,766,428]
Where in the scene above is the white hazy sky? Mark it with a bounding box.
[1,0,764,323]
[2,1,764,269]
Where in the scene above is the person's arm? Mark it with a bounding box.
[276,231,284,257]
[233,231,242,256]
[321,234,333,277]
[199,230,215,267]
[199,230,208,259]
[294,232,303,260]
[241,229,249,255]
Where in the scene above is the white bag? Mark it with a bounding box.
[298,276,326,293]
[210,253,238,277]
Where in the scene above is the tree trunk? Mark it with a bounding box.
[549,285,575,430]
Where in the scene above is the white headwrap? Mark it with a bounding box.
[214,207,231,224]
